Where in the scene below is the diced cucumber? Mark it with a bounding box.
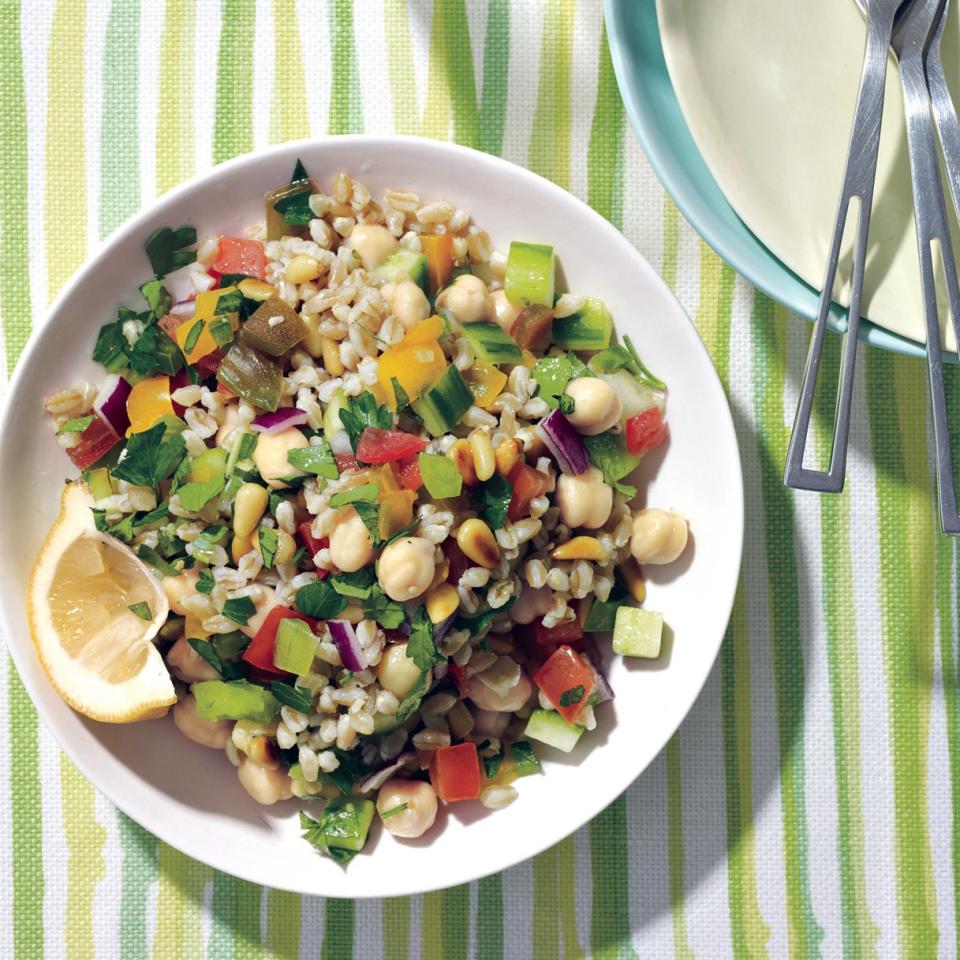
[189,447,228,484]
[595,369,661,418]
[322,387,349,442]
[273,618,317,674]
[523,709,584,753]
[192,680,280,722]
[411,365,474,436]
[458,322,522,366]
[373,249,430,293]
[509,740,541,777]
[552,297,613,352]
[84,467,113,501]
[505,242,555,307]
[612,607,664,658]
[318,797,375,853]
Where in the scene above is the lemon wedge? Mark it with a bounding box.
[28,481,175,722]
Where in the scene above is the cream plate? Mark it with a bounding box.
[0,136,743,898]
[657,0,960,352]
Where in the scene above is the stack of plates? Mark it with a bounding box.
[605,0,960,359]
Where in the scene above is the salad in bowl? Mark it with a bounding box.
[31,159,688,865]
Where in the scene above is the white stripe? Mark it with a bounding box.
[195,0,220,171]
[501,858,533,958]
[464,0,487,104]
[39,734,66,960]
[253,0,273,151]
[0,651,13,960]
[92,788,121,960]
[569,0,601,203]
[500,2,542,167]
[84,0,108,253]
[139,0,164,200]
[621,129,662,270]
[354,0,391,135]
[355,895,382,959]
[408,0,433,117]
[298,0,330,136]
[299,890,324,959]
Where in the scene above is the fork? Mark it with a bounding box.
[784,0,907,495]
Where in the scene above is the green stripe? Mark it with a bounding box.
[661,197,680,292]
[99,0,140,236]
[213,0,255,164]
[118,814,158,960]
[666,738,695,960]
[267,885,301,960]
[156,0,195,195]
[0,0,31,374]
[151,846,206,960]
[751,294,823,958]
[813,336,879,958]
[587,22,626,220]
[532,845,560,960]
[270,0,310,143]
[442,885,471,960]
[322,900,354,960]
[209,875,262,959]
[867,348,939,958]
[475,875,503,960]
[384,0,418,136]
[440,0,479,147]
[329,0,362,135]
[421,891,443,960]
[589,796,639,960]
[558,838,583,959]
[478,0,510,156]
[420,1,453,140]
[528,0,574,188]
[382,898,411,960]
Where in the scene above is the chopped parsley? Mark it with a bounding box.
[287,442,338,479]
[176,476,225,512]
[338,393,392,456]
[208,314,234,347]
[559,685,586,708]
[222,596,256,625]
[395,669,431,724]
[91,320,131,373]
[127,323,185,377]
[454,596,517,637]
[196,568,216,594]
[330,567,375,599]
[127,602,152,621]
[139,278,172,318]
[296,579,348,619]
[405,607,442,672]
[269,681,313,714]
[112,421,186,490]
[362,586,406,629]
[145,225,198,277]
[136,544,179,577]
[273,160,315,226]
[484,753,503,780]
[326,747,372,795]
[187,635,249,680]
[471,474,513,529]
[328,483,379,508]
[58,414,94,435]
[191,524,227,563]
[352,500,382,544]
[258,526,279,568]
[582,433,641,498]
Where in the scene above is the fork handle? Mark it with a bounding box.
[785,15,892,492]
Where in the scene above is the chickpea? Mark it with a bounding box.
[382,279,430,332]
[173,694,233,749]
[563,377,623,435]
[166,636,219,683]
[240,585,278,639]
[378,642,422,699]
[470,707,510,739]
[215,404,243,449]
[555,466,613,529]
[253,427,309,489]
[435,274,493,324]
[468,671,533,713]
[348,223,398,270]
[630,508,689,565]
[328,508,375,572]
[490,288,521,334]
[511,584,554,625]
[377,537,436,601]
[376,779,438,839]
[161,568,199,616]
[237,758,294,805]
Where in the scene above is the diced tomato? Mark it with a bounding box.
[518,615,586,669]
[626,408,668,457]
[507,462,551,522]
[442,538,472,585]
[195,348,225,380]
[447,663,469,699]
[429,742,482,802]
[65,415,120,471]
[392,455,424,491]
[296,522,329,578]
[355,427,428,464]
[210,237,267,281]
[536,617,584,645]
[242,606,316,677]
[334,453,360,473]
[158,313,184,341]
[533,645,597,724]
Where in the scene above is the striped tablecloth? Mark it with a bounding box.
[2,1,958,957]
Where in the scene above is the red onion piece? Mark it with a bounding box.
[593,669,614,704]
[251,408,309,434]
[358,752,416,793]
[328,620,365,672]
[471,707,511,739]
[93,375,131,437]
[434,613,457,645]
[537,409,589,475]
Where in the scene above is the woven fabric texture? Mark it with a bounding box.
[1,1,958,957]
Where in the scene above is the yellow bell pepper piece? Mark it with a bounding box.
[377,339,447,408]
[461,361,507,410]
[520,349,538,371]
[175,286,238,364]
[368,464,401,496]
[378,489,416,541]
[125,375,174,435]
[402,315,445,346]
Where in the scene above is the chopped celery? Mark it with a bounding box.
[612,608,663,658]
[192,680,280,722]
[417,452,463,499]
[274,618,318,674]
[505,242,555,307]
[216,341,284,412]
[410,365,473,436]
[458,322,522,366]
[551,297,612,351]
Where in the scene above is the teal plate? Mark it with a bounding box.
[604,0,935,360]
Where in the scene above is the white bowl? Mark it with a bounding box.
[0,136,743,898]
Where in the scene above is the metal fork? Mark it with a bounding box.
[784,0,906,494]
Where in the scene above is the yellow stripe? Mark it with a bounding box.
[384,0,419,135]
[271,0,310,142]
[157,0,196,194]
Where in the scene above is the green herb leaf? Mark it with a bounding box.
[406,607,442,672]
[192,524,227,562]
[417,452,462,499]
[139,278,172,318]
[390,377,411,411]
[509,739,540,774]
[296,580,348,619]
[484,753,503,780]
[222,596,256,625]
[362,586,406,629]
[183,318,205,354]
[331,568,375,599]
[380,802,408,820]
[559,685,585,708]
[395,669,431,724]
[128,602,152,621]
[196,568,216,594]
[136,544,179,577]
[176,476,225,512]
[454,596,517,637]
[328,483,379,508]
[132,504,170,529]
[471,474,513,529]
[58,414,95,435]
[269,682,313,714]
[258,526,279,568]
[236,433,258,463]
[287,442,339,479]
[583,433,640,499]
[622,335,666,391]
[326,748,372,795]
[128,324,185,377]
[91,320,130,373]
[145,225,197,276]
[566,351,590,377]
[299,811,357,864]
[531,355,574,410]
[113,422,186,490]
[339,393,393,455]
[558,392,575,415]
[353,500,382,544]
[291,158,309,183]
